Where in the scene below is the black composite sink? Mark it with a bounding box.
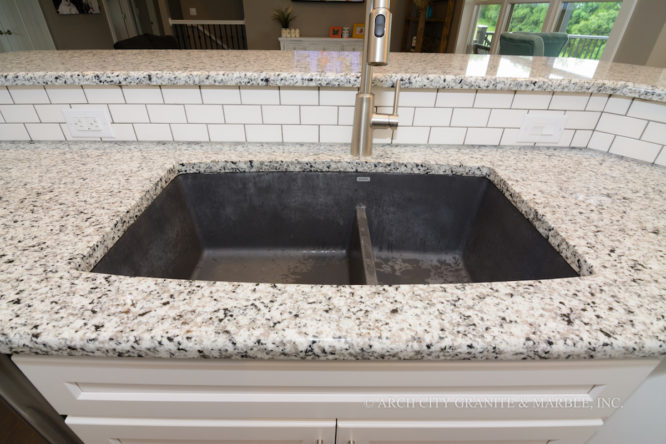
[93,172,578,285]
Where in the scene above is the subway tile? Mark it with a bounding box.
[500,129,535,146]
[171,124,209,141]
[240,87,279,105]
[283,125,318,143]
[262,105,299,124]
[109,104,149,123]
[301,106,337,125]
[436,90,475,107]
[133,124,172,141]
[398,89,437,107]
[627,99,666,123]
[245,124,282,142]
[413,107,452,126]
[374,88,399,107]
[0,111,3,123]
[185,105,224,123]
[464,128,503,145]
[373,128,393,144]
[553,130,575,147]
[596,113,647,138]
[161,86,202,104]
[25,123,65,141]
[571,130,593,148]
[122,86,163,104]
[338,106,354,125]
[147,104,186,123]
[45,86,86,104]
[208,124,245,142]
[0,105,39,123]
[475,91,514,108]
[103,124,136,141]
[83,86,125,103]
[60,123,100,141]
[393,127,429,144]
[320,125,353,143]
[604,96,632,115]
[224,105,262,124]
[0,87,13,104]
[69,104,112,122]
[564,111,601,130]
[34,105,68,123]
[586,94,609,111]
[587,132,614,152]
[280,87,318,105]
[549,92,589,110]
[201,86,241,104]
[320,87,356,106]
[654,148,666,166]
[451,108,490,127]
[488,109,527,128]
[512,91,552,109]
[0,124,30,140]
[429,127,467,144]
[8,87,50,104]
[609,136,661,163]
[641,121,666,145]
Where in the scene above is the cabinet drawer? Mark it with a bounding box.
[13,356,658,421]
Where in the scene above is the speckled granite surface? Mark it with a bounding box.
[0,141,664,360]
[1,50,664,101]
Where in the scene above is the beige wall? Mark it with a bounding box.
[180,0,244,20]
[646,21,666,68]
[243,0,406,51]
[614,0,666,66]
[38,0,114,49]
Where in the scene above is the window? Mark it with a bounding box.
[470,3,502,53]
[506,2,549,32]
[555,2,622,59]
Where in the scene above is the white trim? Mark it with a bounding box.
[168,19,246,26]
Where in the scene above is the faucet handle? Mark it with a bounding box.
[392,78,401,115]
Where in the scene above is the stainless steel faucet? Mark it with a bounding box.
[351,0,400,157]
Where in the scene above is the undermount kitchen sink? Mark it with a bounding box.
[93,172,578,285]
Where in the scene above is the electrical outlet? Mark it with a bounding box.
[63,108,114,138]
[189,7,197,16]
[517,113,567,143]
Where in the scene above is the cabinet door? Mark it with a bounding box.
[337,419,601,444]
[67,417,335,444]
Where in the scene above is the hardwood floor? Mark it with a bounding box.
[0,396,47,444]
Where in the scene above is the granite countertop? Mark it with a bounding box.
[0,141,664,360]
[0,50,664,101]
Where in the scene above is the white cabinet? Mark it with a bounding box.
[279,37,363,52]
[12,356,660,444]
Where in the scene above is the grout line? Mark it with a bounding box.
[653,145,664,164]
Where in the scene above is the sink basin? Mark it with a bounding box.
[93,172,578,285]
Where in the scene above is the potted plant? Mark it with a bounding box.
[272,7,297,38]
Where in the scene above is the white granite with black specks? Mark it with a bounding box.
[0,51,664,101]
[0,141,664,360]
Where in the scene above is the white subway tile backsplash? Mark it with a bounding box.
[436,90,475,108]
[488,109,527,128]
[83,86,124,103]
[171,124,209,141]
[604,96,632,115]
[45,87,86,104]
[374,88,399,107]
[320,88,356,106]
[262,105,299,124]
[0,124,30,140]
[627,99,666,123]
[280,87,318,105]
[571,130,593,148]
[654,148,666,166]
[109,104,149,123]
[588,132,614,152]
[475,91,514,108]
[500,129,534,146]
[564,111,600,129]
[0,105,39,123]
[208,124,245,142]
[34,105,68,123]
[596,113,647,138]
[320,125,352,143]
[8,87,50,104]
[301,106,337,125]
[464,128,502,145]
[147,104,186,123]
[451,108,490,127]
[429,127,466,144]
[399,89,437,107]
[512,91,552,109]
[0,87,12,104]
[0,111,3,123]
[338,106,354,125]
[283,125,318,143]
[240,87,279,105]
[554,130,575,147]
[185,105,224,123]
[103,124,136,141]
[133,123,172,141]
[641,121,666,145]
[161,86,202,104]
[586,94,609,112]
[224,105,262,124]
[122,86,163,104]
[25,123,65,141]
[549,92,589,110]
[201,86,241,104]
[393,127,429,144]
[609,136,661,163]
[245,124,282,142]
[373,128,392,144]
[413,108,451,126]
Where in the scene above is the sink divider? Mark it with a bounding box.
[349,205,379,285]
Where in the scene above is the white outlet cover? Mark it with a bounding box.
[517,113,567,143]
[189,7,197,16]
[63,108,114,138]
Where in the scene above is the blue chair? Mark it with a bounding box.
[499,32,568,57]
